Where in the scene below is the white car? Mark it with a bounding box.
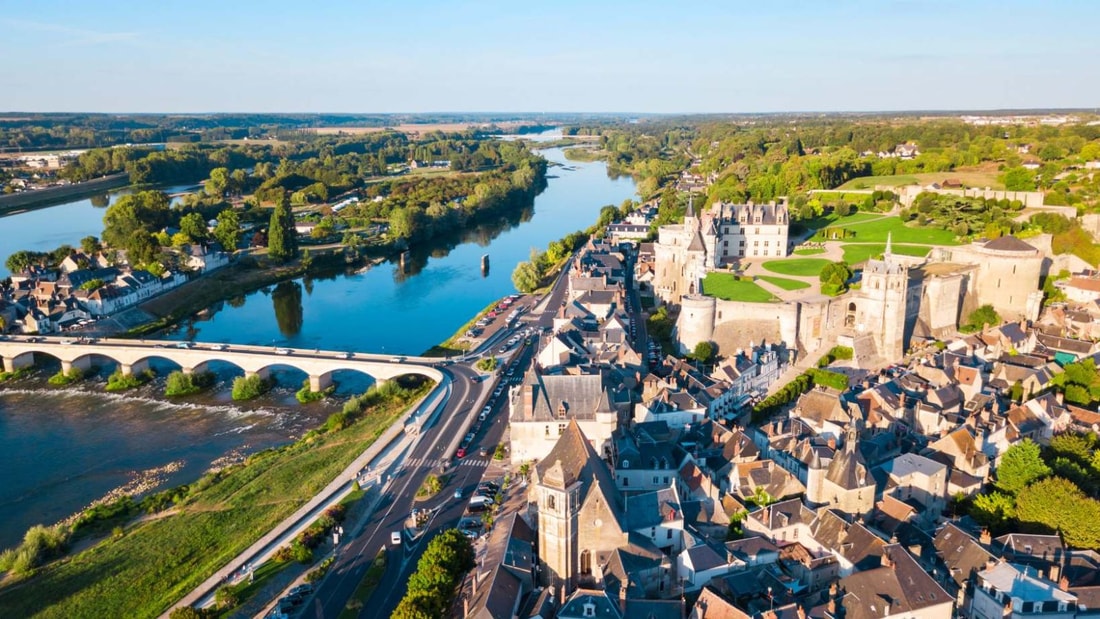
[275,347,292,355]
[391,531,403,545]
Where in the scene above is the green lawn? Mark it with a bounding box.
[0,385,430,619]
[841,244,932,264]
[837,171,1003,191]
[793,247,826,256]
[757,275,812,291]
[702,273,778,302]
[815,215,959,246]
[761,258,832,277]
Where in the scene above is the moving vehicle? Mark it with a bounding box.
[455,447,467,459]
[479,447,490,457]
[275,347,292,355]
[454,488,464,500]
[391,531,403,545]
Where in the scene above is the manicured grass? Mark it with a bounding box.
[817,215,959,246]
[761,258,832,277]
[0,385,431,619]
[793,247,826,256]
[841,243,932,264]
[701,273,778,303]
[757,275,811,291]
[837,171,1003,191]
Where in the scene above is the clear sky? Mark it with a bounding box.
[2,0,1097,114]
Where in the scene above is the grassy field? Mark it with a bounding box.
[793,247,826,256]
[816,215,959,245]
[837,170,1003,191]
[757,275,812,291]
[701,273,778,302]
[761,258,831,277]
[841,243,932,264]
[0,386,429,619]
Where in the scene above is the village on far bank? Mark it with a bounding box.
[458,143,1100,619]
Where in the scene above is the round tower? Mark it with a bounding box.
[674,294,717,354]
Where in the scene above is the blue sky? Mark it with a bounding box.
[1,0,1097,113]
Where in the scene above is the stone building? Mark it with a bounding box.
[653,197,792,305]
[673,235,1046,364]
[508,370,619,464]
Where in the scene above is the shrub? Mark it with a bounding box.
[165,370,215,396]
[106,369,153,392]
[48,367,85,386]
[961,304,1001,333]
[231,374,271,401]
[305,556,334,583]
[296,379,333,403]
[476,357,499,372]
[808,368,849,391]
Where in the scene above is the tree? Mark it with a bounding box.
[1001,166,1037,191]
[102,190,171,255]
[511,260,541,293]
[689,341,714,363]
[80,235,100,255]
[963,304,1001,332]
[819,261,853,296]
[267,190,298,262]
[179,212,208,243]
[205,167,230,197]
[213,209,241,251]
[970,491,1016,531]
[995,439,1052,494]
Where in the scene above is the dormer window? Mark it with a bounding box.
[557,401,568,419]
[583,602,596,617]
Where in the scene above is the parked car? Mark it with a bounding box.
[275,347,292,355]
[456,447,466,459]
[479,447,489,457]
[454,488,464,500]
[391,531,403,545]
[479,406,491,421]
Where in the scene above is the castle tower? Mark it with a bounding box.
[858,254,909,361]
[536,458,579,592]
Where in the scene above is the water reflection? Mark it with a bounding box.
[272,281,304,337]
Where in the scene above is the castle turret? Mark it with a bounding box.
[674,294,717,354]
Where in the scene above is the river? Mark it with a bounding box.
[0,131,636,548]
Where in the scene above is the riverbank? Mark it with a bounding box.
[0,380,431,619]
[0,173,129,214]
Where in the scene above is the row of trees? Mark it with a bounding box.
[391,529,474,619]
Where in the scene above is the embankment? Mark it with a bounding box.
[0,173,130,214]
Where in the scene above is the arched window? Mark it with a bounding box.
[580,549,592,575]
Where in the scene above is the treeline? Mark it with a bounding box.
[564,118,1100,210]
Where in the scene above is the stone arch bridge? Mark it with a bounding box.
[0,337,444,391]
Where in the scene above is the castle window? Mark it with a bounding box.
[558,423,566,435]
[1013,265,1017,274]
[580,550,592,575]
[545,425,550,436]
[622,459,630,468]
[548,493,556,511]
[653,476,660,484]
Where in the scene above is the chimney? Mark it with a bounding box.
[1060,575,1070,591]
[1055,391,1064,405]
[796,606,807,619]
[619,580,628,615]
[827,437,837,450]
[980,529,991,545]
[881,549,895,569]
[1049,563,1061,583]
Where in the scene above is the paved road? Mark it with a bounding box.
[304,343,533,619]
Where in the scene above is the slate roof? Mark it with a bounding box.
[838,545,950,619]
[514,372,613,422]
[810,509,886,572]
[983,235,1038,253]
[534,420,624,522]
[689,586,750,619]
[933,522,994,589]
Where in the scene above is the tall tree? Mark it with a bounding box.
[995,439,1052,494]
[179,213,209,243]
[266,190,298,262]
[213,209,242,251]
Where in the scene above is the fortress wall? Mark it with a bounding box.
[891,185,1045,208]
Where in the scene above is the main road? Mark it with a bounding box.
[307,342,532,619]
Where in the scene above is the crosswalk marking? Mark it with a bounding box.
[404,456,492,468]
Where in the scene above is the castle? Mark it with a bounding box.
[653,200,1046,364]
[653,197,791,304]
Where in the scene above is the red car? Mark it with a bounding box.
[456,448,467,459]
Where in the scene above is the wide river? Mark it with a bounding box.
[0,132,636,548]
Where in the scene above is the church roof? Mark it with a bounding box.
[535,420,623,521]
[514,372,614,422]
[688,229,706,252]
